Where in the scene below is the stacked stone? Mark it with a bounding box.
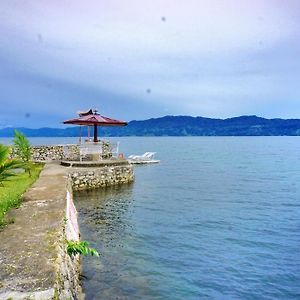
[8,146,17,159]
[9,143,119,162]
[70,165,134,190]
[54,218,82,300]
[10,145,80,162]
[31,146,64,161]
[101,140,112,159]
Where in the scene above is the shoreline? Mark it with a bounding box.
[0,154,134,299]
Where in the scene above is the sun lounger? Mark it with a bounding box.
[128,152,156,160]
[128,152,160,164]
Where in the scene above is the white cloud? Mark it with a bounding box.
[0,0,300,123]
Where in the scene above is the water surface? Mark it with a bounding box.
[3,136,300,299]
[74,137,300,300]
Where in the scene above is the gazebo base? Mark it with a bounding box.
[61,159,129,168]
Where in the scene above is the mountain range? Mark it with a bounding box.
[1,115,300,137]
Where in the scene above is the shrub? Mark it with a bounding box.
[13,130,32,176]
[0,144,23,186]
[66,240,99,257]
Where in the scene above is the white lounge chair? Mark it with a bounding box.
[128,152,159,164]
[128,152,156,160]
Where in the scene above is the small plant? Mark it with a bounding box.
[0,144,23,186]
[13,130,32,176]
[0,217,15,231]
[66,240,99,257]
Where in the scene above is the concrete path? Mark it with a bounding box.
[0,163,71,299]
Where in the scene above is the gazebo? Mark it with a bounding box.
[63,109,127,143]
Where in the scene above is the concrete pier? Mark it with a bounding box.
[0,159,135,299]
[0,164,82,300]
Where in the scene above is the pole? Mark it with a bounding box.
[94,124,98,142]
[79,126,82,144]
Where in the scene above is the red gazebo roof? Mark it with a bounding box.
[63,110,127,127]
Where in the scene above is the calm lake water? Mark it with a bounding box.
[2,137,300,299]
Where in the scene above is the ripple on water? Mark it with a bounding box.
[74,137,300,300]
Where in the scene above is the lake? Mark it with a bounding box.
[73,137,300,300]
[1,136,300,299]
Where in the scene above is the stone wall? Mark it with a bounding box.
[32,145,80,161]
[69,165,134,191]
[10,142,115,161]
[9,144,80,161]
[54,184,83,300]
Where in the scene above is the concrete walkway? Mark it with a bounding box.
[0,163,76,299]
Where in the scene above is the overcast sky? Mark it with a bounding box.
[0,0,300,128]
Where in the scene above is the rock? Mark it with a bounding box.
[69,165,134,190]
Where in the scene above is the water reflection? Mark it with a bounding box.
[75,183,134,244]
[75,183,140,299]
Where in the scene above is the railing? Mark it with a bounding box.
[110,142,120,157]
[79,144,102,161]
[78,141,120,161]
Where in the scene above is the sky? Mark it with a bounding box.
[0,0,300,128]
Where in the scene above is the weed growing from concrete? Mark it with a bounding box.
[66,240,99,257]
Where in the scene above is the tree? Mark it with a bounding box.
[13,130,32,176]
[0,144,23,186]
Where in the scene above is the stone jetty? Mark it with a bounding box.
[0,146,135,299]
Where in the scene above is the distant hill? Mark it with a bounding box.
[1,115,300,137]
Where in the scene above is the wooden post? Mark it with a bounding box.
[79,126,82,144]
[94,124,98,142]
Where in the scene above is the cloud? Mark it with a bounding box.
[0,0,300,126]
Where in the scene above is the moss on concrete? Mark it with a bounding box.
[0,163,44,228]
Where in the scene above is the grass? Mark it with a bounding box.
[0,163,44,229]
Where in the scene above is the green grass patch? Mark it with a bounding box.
[0,163,44,229]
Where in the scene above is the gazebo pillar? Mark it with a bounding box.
[88,126,90,141]
[93,124,98,142]
[79,126,82,144]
